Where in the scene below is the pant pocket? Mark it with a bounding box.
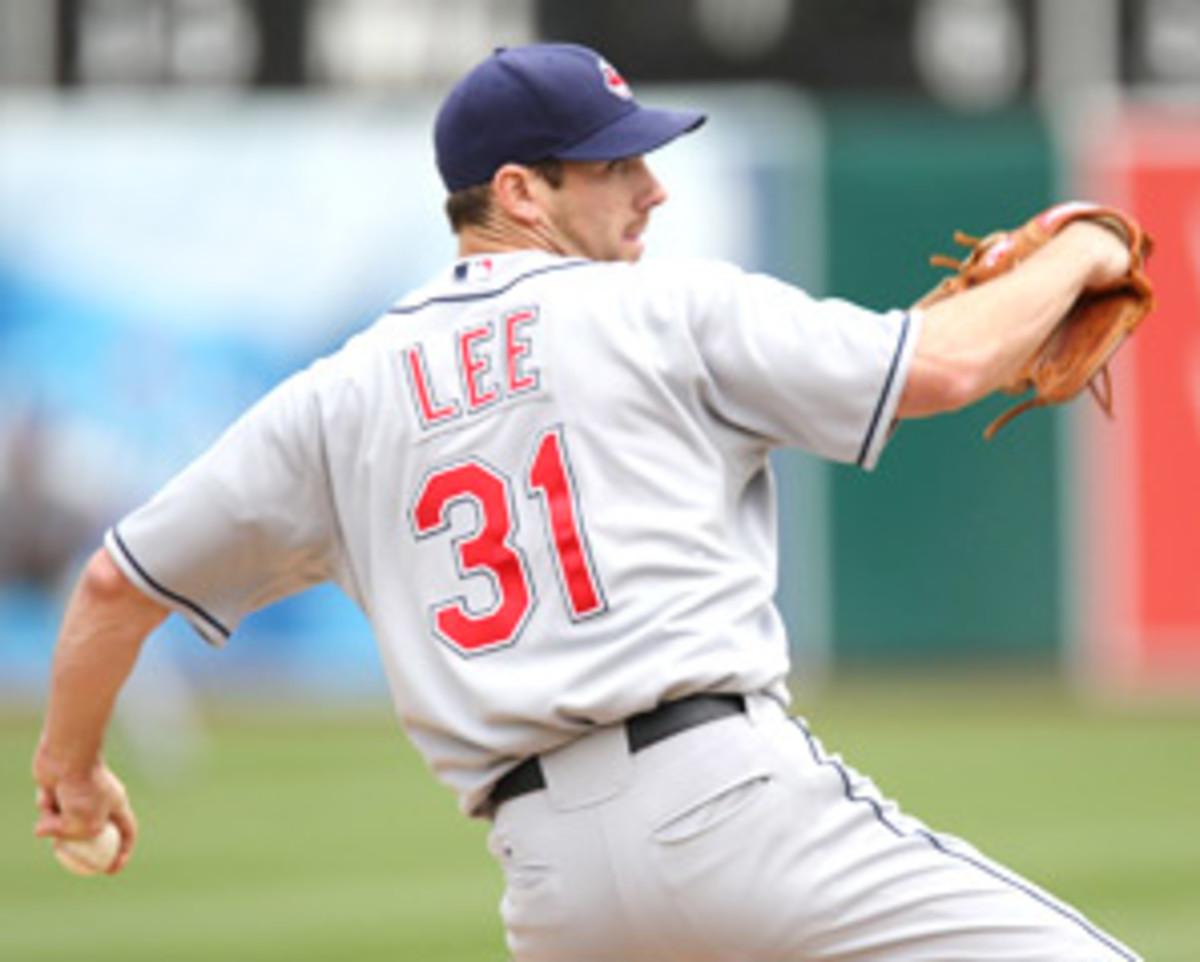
[651,773,775,844]
[637,727,788,954]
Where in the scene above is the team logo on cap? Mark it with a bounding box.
[598,58,633,100]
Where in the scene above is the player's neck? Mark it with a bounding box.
[457,220,578,261]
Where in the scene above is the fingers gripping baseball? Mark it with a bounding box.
[35,765,137,874]
[918,201,1155,439]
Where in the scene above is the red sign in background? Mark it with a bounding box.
[1078,108,1200,691]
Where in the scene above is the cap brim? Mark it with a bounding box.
[554,106,706,163]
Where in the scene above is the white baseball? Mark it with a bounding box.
[53,821,121,876]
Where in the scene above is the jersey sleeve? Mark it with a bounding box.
[682,262,918,469]
[105,367,338,646]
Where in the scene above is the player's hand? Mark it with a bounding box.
[1058,220,1133,292]
[33,755,138,873]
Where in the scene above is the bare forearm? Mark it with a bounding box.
[32,549,167,866]
[35,549,167,782]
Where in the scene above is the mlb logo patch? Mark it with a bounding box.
[598,58,633,100]
[453,257,495,284]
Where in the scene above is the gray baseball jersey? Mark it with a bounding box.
[105,250,916,815]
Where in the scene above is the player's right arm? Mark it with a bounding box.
[32,547,169,873]
[897,221,1130,418]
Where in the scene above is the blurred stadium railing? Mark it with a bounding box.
[2,1,1197,104]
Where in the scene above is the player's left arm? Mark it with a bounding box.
[896,221,1130,419]
[32,547,169,873]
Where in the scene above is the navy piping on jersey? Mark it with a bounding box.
[790,716,1138,960]
[856,311,912,468]
[109,528,231,641]
[387,259,591,315]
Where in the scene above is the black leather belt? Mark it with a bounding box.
[489,693,745,811]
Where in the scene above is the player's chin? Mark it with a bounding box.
[619,232,647,262]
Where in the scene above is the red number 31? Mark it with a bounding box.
[410,428,606,655]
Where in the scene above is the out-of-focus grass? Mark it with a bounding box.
[2,673,1197,960]
[2,707,502,962]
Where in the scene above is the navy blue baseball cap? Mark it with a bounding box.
[435,44,706,192]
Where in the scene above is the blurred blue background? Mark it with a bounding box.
[0,97,457,699]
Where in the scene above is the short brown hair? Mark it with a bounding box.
[444,159,565,233]
[444,183,493,233]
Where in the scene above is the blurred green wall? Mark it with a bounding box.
[822,102,1061,663]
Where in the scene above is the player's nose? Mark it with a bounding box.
[633,158,668,211]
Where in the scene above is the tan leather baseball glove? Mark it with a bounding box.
[917,201,1155,439]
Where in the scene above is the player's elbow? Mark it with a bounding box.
[77,548,134,603]
[74,547,171,632]
[897,354,989,419]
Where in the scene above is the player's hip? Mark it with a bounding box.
[488,695,1139,960]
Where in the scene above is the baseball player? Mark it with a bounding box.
[34,43,1140,960]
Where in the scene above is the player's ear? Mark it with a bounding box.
[491,164,548,228]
